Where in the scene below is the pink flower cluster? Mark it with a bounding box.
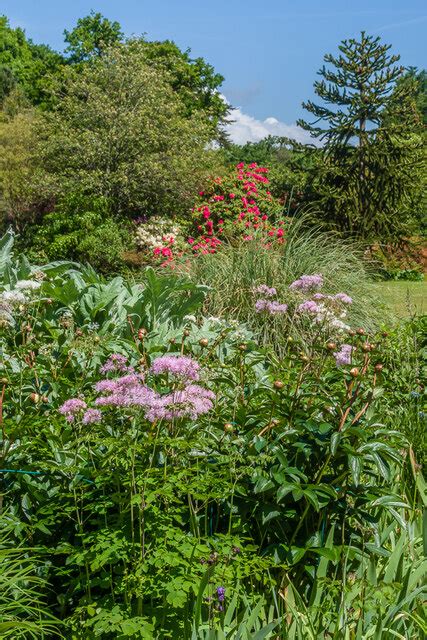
[149,355,200,380]
[254,284,288,315]
[59,398,101,425]
[297,300,320,314]
[100,353,134,374]
[254,284,277,297]
[289,274,324,292]
[255,299,288,314]
[333,344,354,367]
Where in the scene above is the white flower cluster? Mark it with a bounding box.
[135,217,181,251]
[314,302,350,333]
[0,280,41,327]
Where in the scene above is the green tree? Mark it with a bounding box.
[298,32,424,242]
[138,39,228,140]
[63,12,228,139]
[63,11,124,62]
[0,16,64,107]
[38,41,216,218]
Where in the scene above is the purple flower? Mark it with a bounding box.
[333,344,353,367]
[150,355,200,381]
[267,301,288,314]
[334,293,353,305]
[255,299,287,315]
[289,274,323,292]
[82,408,102,425]
[95,374,155,408]
[216,586,225,602]
[254,284,277,297]
[59,398,87,422]
[144,385,215,422]
[100,353,133,374]
[297,300,321,314]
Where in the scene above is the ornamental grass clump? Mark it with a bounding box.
[186,218,384,351]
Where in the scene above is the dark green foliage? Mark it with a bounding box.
[63,11,124,63]
[0,16,65,108]
[299,32,425,242]
[29,193,127,272]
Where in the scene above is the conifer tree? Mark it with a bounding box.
[298,32,424,242]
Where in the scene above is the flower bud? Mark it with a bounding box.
[238,343,247,351]
[348,330,356,337]
[30,392,40,403]
[273,380,284,389]
[75,329,83,337]
[326,342,337,351]
[0,377,8,385]
[199,338,209,348]
[183,329,190,337]
[42,395,49,403]
[356,328,365,335]
[300,354,309,363]
[287,336,294,343]
[270,418,280,427]
[362,342,372,352]
[138,328,147,340]
[350,367,359,377]
[224,422,234,433]
[374,363,383,372]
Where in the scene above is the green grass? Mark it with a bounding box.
[374,280,426,317]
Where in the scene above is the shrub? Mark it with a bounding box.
[29,192,127,272]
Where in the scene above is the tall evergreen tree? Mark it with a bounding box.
[298,32,424,242]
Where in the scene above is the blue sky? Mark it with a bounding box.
[3,0,426,143]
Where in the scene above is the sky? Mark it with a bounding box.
[2,0,426,144]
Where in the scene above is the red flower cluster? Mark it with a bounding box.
[149,163,288,264]
[189,163,287,254]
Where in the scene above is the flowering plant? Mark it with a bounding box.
[189,163,288,254]
[134,216,186,263]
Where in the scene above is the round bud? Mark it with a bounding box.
[362,342,371,352]
[0,377,8,385]
[138,328,147,340]
[238,343,247,351]
[287,336,294,343]
[270,418,280,427]
[326,342,337,351]
[273,380,284,390]
[169,338,176,345]
[199,338,209,348]
[30,392,40,403]
[300,355,309,363]
[357,328,365,335]
[374,363,383,372]
[382,331,389,338]
[224,422,234,433]
[183,329,190,337]
[42,395,49,403]
[45,298,52,305]
[75,329,83,337]
[350,367,359,377]
[348,330,356,337]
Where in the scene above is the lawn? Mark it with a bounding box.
[374,279,426,317]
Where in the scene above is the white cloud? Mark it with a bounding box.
[223,101,313,146]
